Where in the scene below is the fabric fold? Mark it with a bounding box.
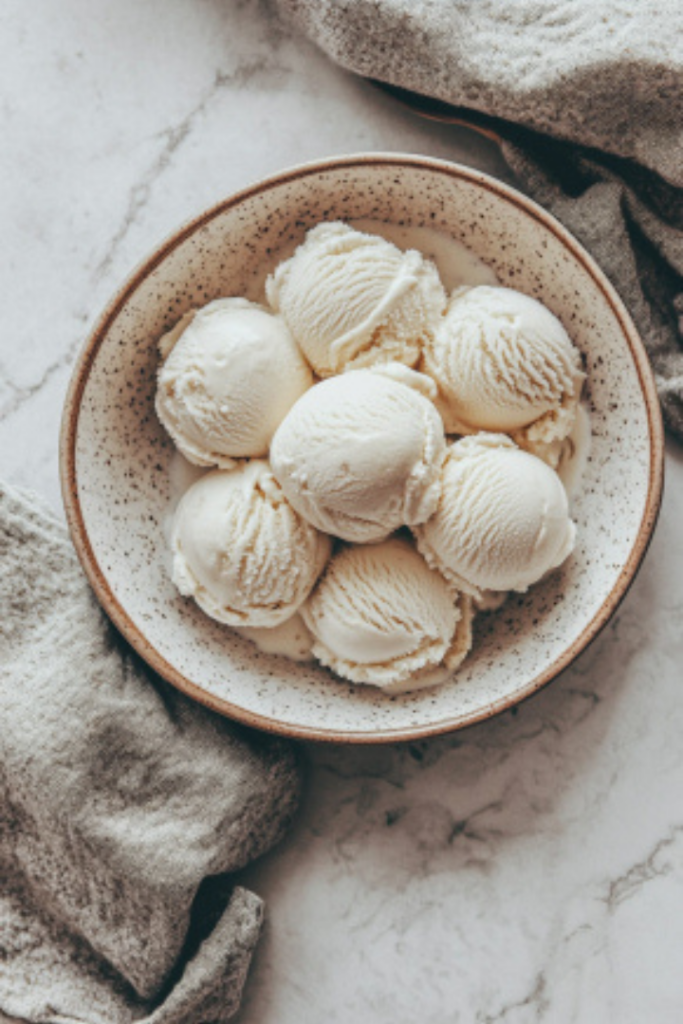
[0,482,302,1023]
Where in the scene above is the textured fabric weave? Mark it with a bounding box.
[0,483,302,1023]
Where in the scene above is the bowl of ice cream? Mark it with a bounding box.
[60,154,663,742]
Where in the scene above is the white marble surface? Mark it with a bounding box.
[2,2,683,1022]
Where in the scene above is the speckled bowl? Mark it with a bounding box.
[60,154,663,743]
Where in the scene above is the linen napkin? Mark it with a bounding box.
[0,482,302,1024]
[275,0,683,438]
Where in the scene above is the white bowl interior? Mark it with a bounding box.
[69,158,656,740]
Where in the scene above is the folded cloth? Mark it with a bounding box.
[274,0,683,438]
[0,483,303,1024]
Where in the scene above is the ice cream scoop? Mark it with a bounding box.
[423,285,584,460]
[302,537,473,690]
[414,434,576,597]
[266,221,446,376]
[270,369,446,544]
[171,460,331,627]
[156,297,313,467]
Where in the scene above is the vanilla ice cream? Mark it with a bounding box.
[171,460,331,627]
[235,612,314,662]
[266,221,446,376]
[156,297,313,467]
[423,285,584,461]
[302,538,473,690]
[270,369,446,544]
[414,434,576,597]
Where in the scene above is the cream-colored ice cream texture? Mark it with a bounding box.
[270,368,446,544]
[234,613,314,663]
[266,221,446,377]
[171,460,331,627]
[414,434,576,598]
[156,297,313,467]
[423,285,584,465]
[302,537,474,691]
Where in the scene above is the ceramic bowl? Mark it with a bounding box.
[60,154,663,743]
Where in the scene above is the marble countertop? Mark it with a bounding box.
[2,2,683,1022]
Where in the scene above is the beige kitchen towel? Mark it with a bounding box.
[275,0,683,437]
[0,482,303,1024]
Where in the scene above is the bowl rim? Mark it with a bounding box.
[59,152,665,744]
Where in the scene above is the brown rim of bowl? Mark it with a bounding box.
[59,153,664,745]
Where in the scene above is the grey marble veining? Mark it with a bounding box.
[2,1,682,1022]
